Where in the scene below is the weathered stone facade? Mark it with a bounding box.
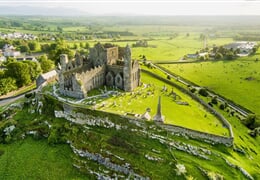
[58,43,140,98]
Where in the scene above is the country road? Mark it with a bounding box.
[0,88,38,107]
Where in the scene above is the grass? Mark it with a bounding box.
[86,35,233,61]
[0,138,86,179]
[160,52,260,116]
[0,94,259,179]
[87,71,229,136]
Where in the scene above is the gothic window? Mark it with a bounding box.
[107,75,112,82]
[117,77,120,84]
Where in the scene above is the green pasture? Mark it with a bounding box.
[92,72,229,136]
[86,35,233,61]
[0,138,85,179]
[62,26,89,32]
[161,54,260,116]
[207,101,260,178]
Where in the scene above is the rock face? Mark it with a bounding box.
[58,43,141,99]
[153,96,165,122]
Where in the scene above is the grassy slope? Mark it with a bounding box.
[93,71,228,136]
[0,138,86,179]
[161,52,260,116]
[0,105,258,179]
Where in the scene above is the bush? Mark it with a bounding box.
[190,88,196,93]
[219,103,226,110]
[211,96,218,105]
[208,102,213,107]
[198,88,208,97]
[243,114,256,129]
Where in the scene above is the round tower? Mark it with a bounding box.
[123,44,132,91]
[60,54,68,71]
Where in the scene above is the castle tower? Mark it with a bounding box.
[123,44,132,91]
[60,54,68,71]
[153,96,165,123]
[75,52,83,67]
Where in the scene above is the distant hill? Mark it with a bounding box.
[0,5,89,16]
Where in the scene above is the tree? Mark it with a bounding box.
[6,62,31,87]
[211,96,218,105]
[41,44,51,52]
[199,56,205,61]
[80,42,84,48]
[226,51,234,60]
[78,49,89,57]
[198,88,208,97]
[252,47,257,54]
[4,57,16,65]
[23,61,42,81]
[85,42,90,49]
[0,77,17,95]
[57,26,63,33]
[243,114,256,129]
[28,41,40,51]
[40,58,54,73]
[19,44,30,53]
[49,46,74,65]
[48,39,73,65]
[215,52,223,60]
[73,43,78,49]
[0,70,4,78]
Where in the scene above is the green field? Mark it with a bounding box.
[0,96,259,179]
[0,138,85,179]
[89,71,229,136]
[86,35,233,61]
[161,53,260,117]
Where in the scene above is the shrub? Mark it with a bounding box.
[208,102,213,107]
[219,103,226,110]
[190,88,196,93]
[198,88,208,97]
[211,96,218,105]
[243,114,256,129]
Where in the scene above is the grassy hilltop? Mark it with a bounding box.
[0,15,260,179]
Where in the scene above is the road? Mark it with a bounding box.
[0,88,38,107]
[151,63,250,117]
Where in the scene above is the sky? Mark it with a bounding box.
[0,0,260,16]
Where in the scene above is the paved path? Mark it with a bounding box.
[0,88,38,107]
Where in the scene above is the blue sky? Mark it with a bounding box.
[0,0,260,15]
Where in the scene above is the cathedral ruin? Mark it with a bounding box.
[58,43,140,99]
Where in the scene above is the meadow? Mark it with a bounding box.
[0,138,86,179]
[86,71,229,136]
[86,34,233,61]
[161,52,260,117]
[0,93,259,179]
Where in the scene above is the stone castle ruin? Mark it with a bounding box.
[58,43,140,98]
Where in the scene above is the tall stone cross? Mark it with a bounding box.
[153,96,165,123]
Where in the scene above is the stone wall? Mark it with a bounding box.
[52,99,233,147]
[141,69,234,139]
[159,123,233,147]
